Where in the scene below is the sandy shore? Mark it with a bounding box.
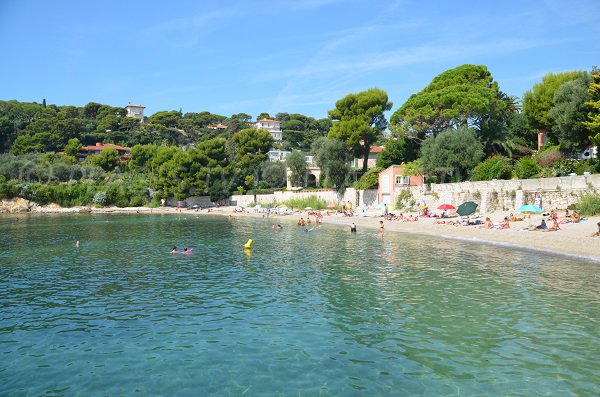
[7,203,600,261]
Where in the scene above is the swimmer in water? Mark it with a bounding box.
[183,248,192,254]
[171,246,178,254]
[75,240,80,248]
[350,223,357,233]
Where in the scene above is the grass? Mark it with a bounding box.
[576,194,600,216]
[281,195,329,210]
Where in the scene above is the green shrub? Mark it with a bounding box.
[551,159,579,177]
[354,167,382,189]
[514,157,541,179]
[576,194,600,216]
[282,195,328,210]
[395,189,415,210]
[93,191,107,206]
[471,156,513,181]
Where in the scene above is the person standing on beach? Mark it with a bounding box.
[379,221,384,237]
[383,204,388,216]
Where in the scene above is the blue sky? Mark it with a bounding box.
[1,0,598,120]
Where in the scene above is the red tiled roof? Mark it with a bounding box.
[370,146,384,153]
[80,143,131,152]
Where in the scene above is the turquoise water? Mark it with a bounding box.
[1,214,599,396]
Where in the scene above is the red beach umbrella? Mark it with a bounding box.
[437,204,456,210]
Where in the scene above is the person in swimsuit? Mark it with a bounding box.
[350,223,357,233]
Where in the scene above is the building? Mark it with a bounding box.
[254,118,282,141]
[79,143,131,161]
[268,149,291,162]
[350,145,384,169]
[125,103,145,120]
[207,123,228,130]
[378,164,423,207]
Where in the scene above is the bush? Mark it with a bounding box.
[551,159,579,177]
[395,189,415,210]
[576,194,600,216]
[536,145,563,168]
[354,167,382,189]
[514,157,541,179]
[93,191,107,206]
[282,195,328,210]
[471,156,513,181]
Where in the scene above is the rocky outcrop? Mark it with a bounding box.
[0,198,37,213]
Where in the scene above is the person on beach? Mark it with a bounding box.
[536,219,548,230]
[482,217,493,229]
[591,222,600,237]
[383,204,388,216]
[500,217,510,229]
[350,223,357,233]
[379,221,384,237]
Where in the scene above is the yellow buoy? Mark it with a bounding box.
[244,239,253,249]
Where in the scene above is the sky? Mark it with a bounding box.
[1,0,599,120]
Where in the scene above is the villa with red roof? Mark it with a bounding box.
[350,145,384,169]
[254,118,282,141]
[79,143,131,161]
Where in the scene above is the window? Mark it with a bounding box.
[395,175,410,185]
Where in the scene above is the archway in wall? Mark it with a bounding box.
[306,174,317,188]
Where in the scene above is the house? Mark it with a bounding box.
[207,123,228,130]
[378,164,423,207]
[268,149,291,162]
[350,145,384,169]
[125,103,145,120]
[79,143,131,161]
[254,118,282,141]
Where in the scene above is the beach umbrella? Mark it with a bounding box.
[517,204,543,226]
[438,203,455,210]
[253,204,262,209]
[517,204,542,213]
[456,201,478,216]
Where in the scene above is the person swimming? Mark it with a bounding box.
[350,223,357,233]
[183,248,192,254]
[171,246,178,254]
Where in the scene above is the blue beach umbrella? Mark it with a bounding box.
[517,204,542,213]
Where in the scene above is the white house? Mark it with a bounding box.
[268,149,291,162]
[125,103,145,120]
[254,118,282,141]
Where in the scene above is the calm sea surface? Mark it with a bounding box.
[1,214,599,396]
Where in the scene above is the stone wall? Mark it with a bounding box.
[230,188,378,209]
[406,174,600,212]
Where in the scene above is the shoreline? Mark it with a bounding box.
[4,202,600,262]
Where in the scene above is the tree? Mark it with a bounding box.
[390,64,509,139]
[63,138,82,157]
[87,147,121,171]
[256,112,271,120]
[377,136,420,169]
[232,128,274,186]
[312,137,351,192]
[261,161,286,188]
[328,88,392,173]
[523,71,582,139]
[420,127,484,181]
[547,73,592,154]
[149,111,181,128]
[285,151,307,187]
[583,67,600,144]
